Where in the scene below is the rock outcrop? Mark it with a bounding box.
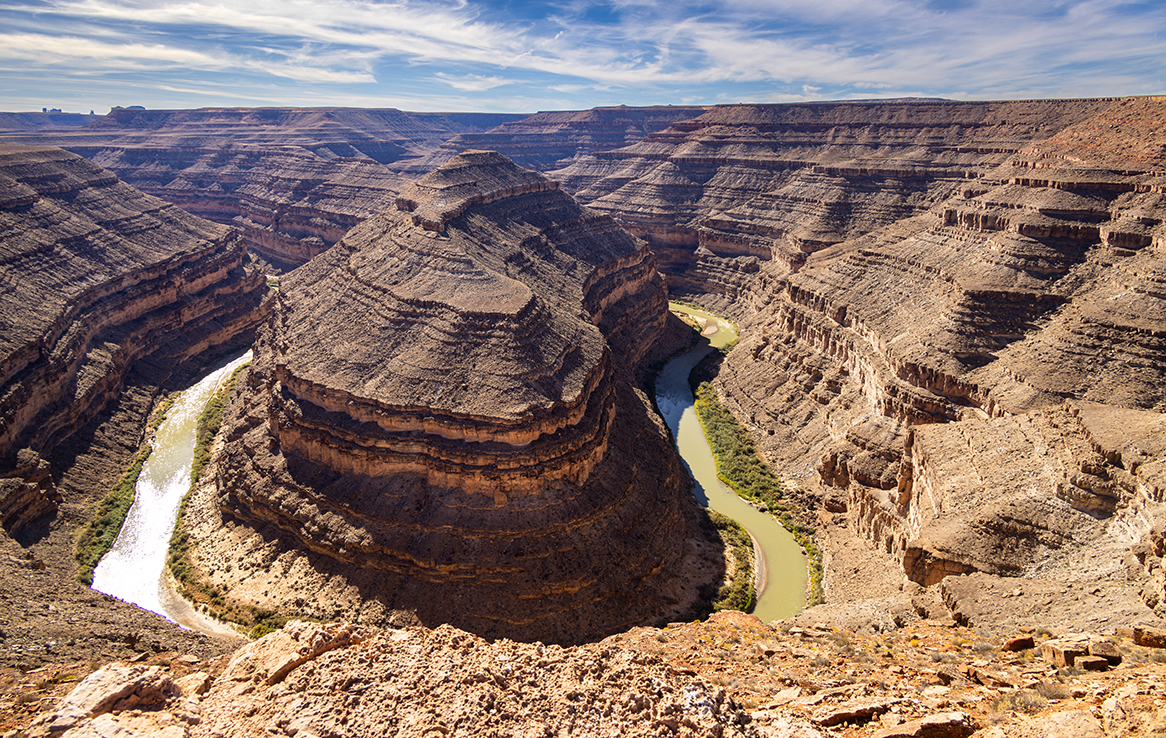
[0,145,266,535]
[0,108,524,269]
[18,613,1166,738]
[185,151,718,644]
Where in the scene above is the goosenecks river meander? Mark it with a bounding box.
[93,306,804,634]
[92,351,252,636]
[656,304,807,622]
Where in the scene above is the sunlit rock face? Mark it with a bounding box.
[0,145,266,535]
[553,99,1117,316]
[537,97,1166,628]
[197,151,714,644]
[686,97,1166,617]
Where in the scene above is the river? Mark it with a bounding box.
[655,304,807,622]
[91,351,251,636]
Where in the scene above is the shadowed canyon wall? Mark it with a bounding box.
[0,145,267,536]
[184,151,719,644]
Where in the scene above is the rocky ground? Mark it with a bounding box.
[5,612,1166,737]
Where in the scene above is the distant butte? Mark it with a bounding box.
[182,151,721,643]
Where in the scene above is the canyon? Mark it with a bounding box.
[1,96,1165,735]
[182,150,721,644]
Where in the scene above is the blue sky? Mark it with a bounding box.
[1,0,1163,113]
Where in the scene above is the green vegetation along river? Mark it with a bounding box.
[656,304,807,622]
[91,351,252,636]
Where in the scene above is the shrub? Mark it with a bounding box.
[693,382,824,605]
[74,394,176,584]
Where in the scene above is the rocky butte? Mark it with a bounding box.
[179,150,722,644]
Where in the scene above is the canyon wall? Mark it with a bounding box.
[567,97,1166,630]
[0,145,267,536]
[0,108,525,270]
[419,106,707,174]
[186,151,719,644]
[553,99,1119,316]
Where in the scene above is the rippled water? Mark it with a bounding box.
[656,306,806,622]
[92,351,251,624]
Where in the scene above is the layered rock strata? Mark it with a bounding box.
[422,106,707,174]
[191,151,715,644]
[553,99,1116,314]
[700,97,1166,627]
[0,145,266,534]
[0,108,524,269]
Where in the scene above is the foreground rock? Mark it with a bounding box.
[185,151,721,644]
[14,614,1166,738]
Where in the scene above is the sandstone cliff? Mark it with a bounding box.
[186,151,719,644]
[553,99,1117,315]
[0,145,267,536]
[0,108,524,270]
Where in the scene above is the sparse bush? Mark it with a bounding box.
[707,510,756,614]
[991,689,1047,715]
[692,382,824,605]
[1032,681,1071,700]
[973,640,994,653]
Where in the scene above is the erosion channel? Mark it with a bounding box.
[92,351,253,637]
[656,304,807,622]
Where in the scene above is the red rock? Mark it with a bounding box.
[1002,635,1035,651]
[872,711,975,738]
[812,697,901,726]
[1041,638,1090,668]
[1089,639,1123,665]
[1077,655,1110,671]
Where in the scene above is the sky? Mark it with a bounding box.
[1,0,1163,114]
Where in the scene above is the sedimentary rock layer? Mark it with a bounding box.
[696,97,1166,624]
[0,108,524,269]
[0,145,266,534]
[421,106,707,174]
[554,99,1117,313]
[195,151,712,644]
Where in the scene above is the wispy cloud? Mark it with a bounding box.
[0,0,1162,112]
[433,72,514,91]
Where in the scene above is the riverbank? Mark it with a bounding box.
[90,352,252,634]
[656,303,807,622]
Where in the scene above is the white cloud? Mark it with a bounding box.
[433,72,513,91]
[0,0,1163,109]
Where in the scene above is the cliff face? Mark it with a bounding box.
[681,97,1166,626]
[189,151,716,644]
[0,108,525,270]
[553,99,1117,315]
[0,145,267,535]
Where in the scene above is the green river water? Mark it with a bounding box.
[655,304,807,622]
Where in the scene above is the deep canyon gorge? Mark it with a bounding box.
[1,96,1165,737]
